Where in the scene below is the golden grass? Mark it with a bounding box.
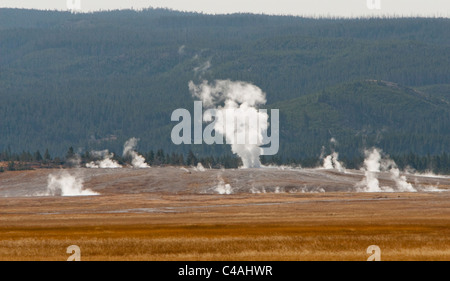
[1,192,450,261]
[2,223,450,261]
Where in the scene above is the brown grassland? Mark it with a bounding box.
[1,190,450,261]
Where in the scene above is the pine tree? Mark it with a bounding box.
[34,150,43,162]
[66,147,75,160]
[43,149,51,163]
[186,150,197,166]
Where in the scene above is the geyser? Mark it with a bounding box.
[86,149,122,168]
[123,138,150,168]
[356,148,416,192]
[320,138,345,172]
[46,171,98,196]
[322,152,345,172]
[188,79,272,168]
[214,176,233,194]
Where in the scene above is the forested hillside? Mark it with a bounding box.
[0,8,449,163]
[272,80,450,159]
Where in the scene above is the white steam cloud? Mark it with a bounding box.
[356,148,416,192]
[357,148,383,192]
[194,162,206,172]
[320,139,345,172]
[322,152,345,172]
[189,79,268,168]
[86,150,122,169]
[215,176,233,194]
[46,171,98,196]
[123,138,150,168]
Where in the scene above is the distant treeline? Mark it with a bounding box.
[0,147,241,171]
[1,147,449,174]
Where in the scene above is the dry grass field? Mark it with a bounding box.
[1,167,450,261]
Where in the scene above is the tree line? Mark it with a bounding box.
[1,147,449,174]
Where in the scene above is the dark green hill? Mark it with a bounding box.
[272,80,450,159]
[0,8,449,159]
[414,84,450,104]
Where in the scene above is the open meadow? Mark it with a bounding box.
[1,167,450,261]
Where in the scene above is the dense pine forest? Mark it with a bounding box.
[0,8,449,172]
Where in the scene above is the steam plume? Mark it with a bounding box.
[46,171,98,196]
[320,139,345,172]
[356,148,416,192]
[322,152,345,172]
[123,138,150,168]
[215,176,233,194]
[356,148,383,192]
[86,149,122,168]
[194,162,206,172]
[189,79,268,168]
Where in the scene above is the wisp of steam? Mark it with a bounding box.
[322,152,345,172]
[123,138,150,168]
[320,138,345,172]
[86,149,122,168]
[193,60,211,76]
[189,79,268,168]
[215,176,233,194]
[356,148,416,192]
[46,171,98,196]
[194,162,206,172]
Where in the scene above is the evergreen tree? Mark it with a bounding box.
[66,147,75,160]
[34,150,43,162]
[186,150,197,166]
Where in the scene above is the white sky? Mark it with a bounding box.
[0,0,449,18]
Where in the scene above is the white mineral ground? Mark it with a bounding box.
[0,166,448,198]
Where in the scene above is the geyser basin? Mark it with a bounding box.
[0,167,448,197]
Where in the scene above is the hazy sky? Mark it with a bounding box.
[0,0,449,17]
